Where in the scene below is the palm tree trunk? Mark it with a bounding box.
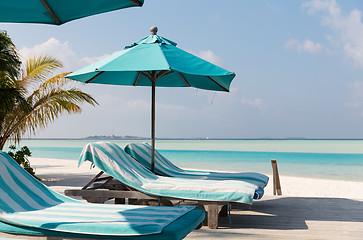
[0,136,5,150]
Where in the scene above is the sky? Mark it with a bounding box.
[2,0,363,139]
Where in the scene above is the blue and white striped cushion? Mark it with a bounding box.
[0,151,194,236]
[124,142,269,188]
[79,142,257,204]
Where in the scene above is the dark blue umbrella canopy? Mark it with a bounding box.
[0,0,143,25]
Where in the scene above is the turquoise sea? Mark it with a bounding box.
[5,139,363,182]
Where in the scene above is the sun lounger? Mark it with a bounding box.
[67,142,265,228]
[79,142,260,204]
[124,142,268,198]
[0,151,204,240]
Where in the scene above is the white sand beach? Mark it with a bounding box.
[30,157,363,200]
[29,157,363,240]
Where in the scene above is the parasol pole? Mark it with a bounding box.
[149,26,158,173]
[151,78,156,173]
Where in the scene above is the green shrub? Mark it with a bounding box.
[7,145,40,180]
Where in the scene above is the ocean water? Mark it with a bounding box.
[4,139,363,182]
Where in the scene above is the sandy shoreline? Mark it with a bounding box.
[30,157,363,200]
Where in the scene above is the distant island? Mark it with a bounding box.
[82,135,146,140]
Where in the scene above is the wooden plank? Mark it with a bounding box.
[271,159,282,195]
[82,196,112,204]
[66,190,227,205]
[82,171,104,189]
[93,180,127,190]
[64,189,229,229]
[65,189,159,200]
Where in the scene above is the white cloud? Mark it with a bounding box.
[285,38,323,54]
[241,97,270,111]
[198,50,224,65]
[187,49,224,66]
[20,38,76,72]
[81,54,110,66]
[303,0,363,68]
[303,0,341,16]
[19,38,109,73]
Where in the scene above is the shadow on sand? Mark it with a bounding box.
[39,172,97,188]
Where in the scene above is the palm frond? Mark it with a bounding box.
[0,31,21,80]
[38,72,73,90]
[0,54,98,149]
[20,88,97,136]
[0,86,31,114]
[28,72,71,105]
[21,56,63,88]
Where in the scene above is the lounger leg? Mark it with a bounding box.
[204,204,223,229]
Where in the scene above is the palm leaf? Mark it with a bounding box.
[0,31,21,80]
[0,54,98,149]
[21,56,63,89]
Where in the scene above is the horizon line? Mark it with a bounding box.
[20,137,363,140]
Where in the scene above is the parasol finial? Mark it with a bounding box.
[150,26,158,35]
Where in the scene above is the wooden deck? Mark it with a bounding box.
[187,196,363,239]
[8,160,362,240]
[3,196,361,240]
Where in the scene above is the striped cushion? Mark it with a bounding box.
[124,142,269,188]
[79,142,258,204]
[0,151,194,236]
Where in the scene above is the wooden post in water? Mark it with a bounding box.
[271,159,282,195]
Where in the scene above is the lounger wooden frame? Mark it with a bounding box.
[65,171,229,229]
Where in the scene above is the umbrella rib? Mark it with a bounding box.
[134,72,141,86]
[40,0,61,25]
[156,70,174,79]
[152,70,158,79]
[207,76,229,92]
[177,72,191,87]
[138,71,152,79]
[86,71,105,83]
[128,0,143,6]
[144,71,154,79]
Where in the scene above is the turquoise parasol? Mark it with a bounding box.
[0,0,143,25]
[67,27,236,172]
